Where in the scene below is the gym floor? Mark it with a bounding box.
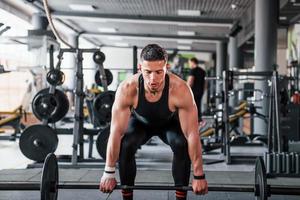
[0,134,299,200]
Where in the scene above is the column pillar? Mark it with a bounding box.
[216,41,227,106]
[63,34,78,107]
[229,36,239,107]
[254,0,278,135]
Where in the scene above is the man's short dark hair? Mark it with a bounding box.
[140,44,168,62]
[190,57,198,65]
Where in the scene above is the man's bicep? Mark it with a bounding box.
[110,85,132,134]
[178,88,198,136]
[179,104,198,137]
[111,98,131,129]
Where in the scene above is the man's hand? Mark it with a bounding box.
[192,179,208,195]
[99,177,117,193]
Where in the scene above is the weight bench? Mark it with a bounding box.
[199,101,249,154]
[0,106,24,140]
[200,101,248,138]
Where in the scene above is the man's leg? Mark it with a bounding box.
[161,124,191,200]
[118,118,151,200]
[194,94,202,122]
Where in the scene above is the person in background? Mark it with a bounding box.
[187,57,206,128]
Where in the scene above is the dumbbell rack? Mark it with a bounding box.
[264,152,300,177]
[222,70,300,179]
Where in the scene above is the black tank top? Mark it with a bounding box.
[132,74,175,127]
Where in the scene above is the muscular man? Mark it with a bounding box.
[99,44,208,200]
[187,57,206,125]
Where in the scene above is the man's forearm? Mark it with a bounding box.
[106,133,122,167]
[187,133,204,176]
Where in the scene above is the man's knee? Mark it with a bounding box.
[169,137,188,156]
[120,135,140,156]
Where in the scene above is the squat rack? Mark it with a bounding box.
[222,70,280,164]
[53,48,108,166]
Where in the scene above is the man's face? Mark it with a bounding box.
[139,60,167,92]
[188,60,194,68]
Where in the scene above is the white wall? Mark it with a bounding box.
[191,52,212,64]
[99,48,213,90]
[94,47,213,70]
[277,49,288,75]
[99,47,134,90]
[101,47,133,69]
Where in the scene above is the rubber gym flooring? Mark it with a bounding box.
[0,135,299,200]
[0,168,299,200]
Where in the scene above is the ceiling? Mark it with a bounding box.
[3,0,300,52]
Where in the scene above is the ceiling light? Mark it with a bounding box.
[107,36,123,40]
[177,31,195,36]
[178,9,201,16]
[244,49,254,53]
[177,46,191,50]
[87,18,108,23]
[231,3,238,10]
[69,4,97,11]
[86,33,218,43]
[98,28,117,33]
[177,40,193,44]
[54,16,232,28]
[114,42,129,47]
[177,23,199,27]
[279,16,287,20]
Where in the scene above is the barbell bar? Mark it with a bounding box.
[1,182,300,195]
[0,182,253,192]
[1,153,300,200]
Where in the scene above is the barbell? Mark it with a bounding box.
[1,153,300,200]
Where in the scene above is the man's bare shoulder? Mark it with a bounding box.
[117,73,140,97]
[168,72,193,107]
[168,72,189,91]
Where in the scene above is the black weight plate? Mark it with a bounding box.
[32,93,57,120]
[255,157,268,200]
[19,125,58,162]
[32,88,69,123]
[41,153,58,200]
[96,126,110,160]
[93,91,115,126]
[51,89,69,122]
[93,51,106,64]
[46,69,65,86]
[95,69,113,87]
